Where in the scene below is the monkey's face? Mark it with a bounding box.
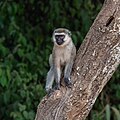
[53,28,72,46]
[55,34,65,45]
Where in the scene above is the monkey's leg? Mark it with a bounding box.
[54,67,61,90]
[45,67,54,93]
[64,61,73,88]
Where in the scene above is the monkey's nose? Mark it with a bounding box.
[56,39,64,45]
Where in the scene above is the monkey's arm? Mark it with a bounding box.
[64,46,76,87]
[45,54,54,93]
[53,55,61,90]
[54,67,61,89]
[45,66,54,92]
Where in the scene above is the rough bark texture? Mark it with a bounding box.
[35,0,120,120]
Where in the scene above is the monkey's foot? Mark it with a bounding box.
[64,78,72,88]
[54,83,61,90]
[46,89,55,97]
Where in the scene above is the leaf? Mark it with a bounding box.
[0,68,2,77]
[18,103,26,112]
[111,107,120,120]
[18,33,27,46]
[6,67,11,80]
[23,111,28,119]
[73,0,81,10]
[105,104,110,120]
[0,75,7,87]
[10,112,18,118]
[17,49,24,57]
[12,2,18,14]
[28,111,35,120]
[0,44,9,56]
[3,90,10,104]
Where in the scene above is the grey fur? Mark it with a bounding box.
[45,28,76,93]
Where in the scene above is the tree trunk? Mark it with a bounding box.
[35,0,120,120]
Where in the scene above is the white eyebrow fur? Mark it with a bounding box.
[54,33,66,35]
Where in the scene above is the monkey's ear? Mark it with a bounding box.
[68,31,72,36]
[53,30,56,33]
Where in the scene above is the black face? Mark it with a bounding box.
[55,35,65,45]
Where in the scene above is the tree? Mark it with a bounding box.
[35,0,120,119]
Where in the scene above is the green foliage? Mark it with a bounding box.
[0,0,119,120]
[106,104,110,120]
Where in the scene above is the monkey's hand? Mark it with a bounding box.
[64,78,72,88]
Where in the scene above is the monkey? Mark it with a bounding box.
[45,28,76,93]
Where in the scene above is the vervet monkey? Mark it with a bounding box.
[45,28,76,93]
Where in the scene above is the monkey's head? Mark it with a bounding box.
[53,28,72,46]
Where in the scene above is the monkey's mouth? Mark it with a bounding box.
[56,40,64,45]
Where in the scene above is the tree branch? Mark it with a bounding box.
[35,0,120,120]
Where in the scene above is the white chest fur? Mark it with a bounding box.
[55,42,73,65]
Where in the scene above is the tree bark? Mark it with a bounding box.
[35,0,120,120]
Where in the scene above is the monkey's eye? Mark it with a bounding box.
[55,35,59,39]
[60,35,65,39]
[55,35,65,40]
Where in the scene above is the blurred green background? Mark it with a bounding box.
[0,0,120,120]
